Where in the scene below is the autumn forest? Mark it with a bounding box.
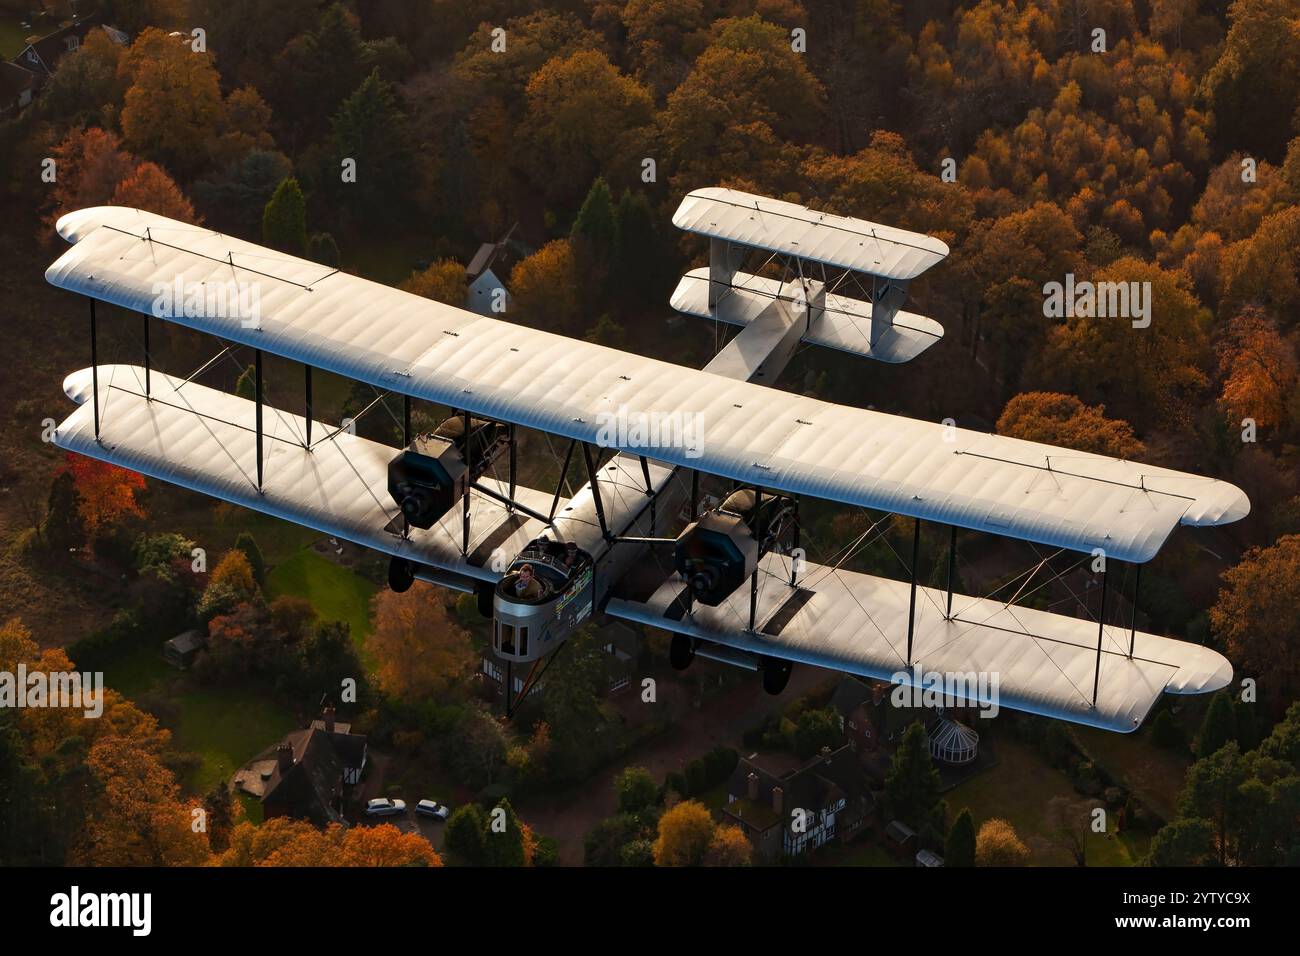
[0,0,1299,874]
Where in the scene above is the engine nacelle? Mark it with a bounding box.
[674,498,760,606]
[387,416,507,529]
[674,489,797,605]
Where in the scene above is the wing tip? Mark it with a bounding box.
[1181,480,1252,529]
[55,205,120,243]
[62,367,95,406]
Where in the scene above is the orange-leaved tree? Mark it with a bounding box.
[997,392,1145,458]
[59,454,146,539]
[368,583,474,699]
[1210,534,1300,714]
[219,818,441,866]
[1216,307,1298,432]
[653,799,750,866]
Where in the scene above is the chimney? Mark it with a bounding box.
[772,786,784,815]
[323,705,336,733]
[276,742,294,772]
[746,771,759,801]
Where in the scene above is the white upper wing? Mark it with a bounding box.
[46,207,1249,564]
[671,186,950,281]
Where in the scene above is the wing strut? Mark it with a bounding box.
[581,443,611,541]
[469,481,552,525]
[1129,563,1141,659]
[638,455,656,531]
[508,424,517,510]
[549,439,576,522]
[142,314,151,396]
[905,517,920,665]
[304,365,313,446]
[1093,566,1108,707]
[945,524,957,618]
[461,409,472,556]
[88,298,100,441]
[790,495,801,587]
[749,487,765,631]
[254,348,263,491]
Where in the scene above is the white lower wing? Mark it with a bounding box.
[671,267,944,364]
[605,553,1231,733]
[54,365,549,585]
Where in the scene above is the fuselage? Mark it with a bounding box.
[489,276,817,666]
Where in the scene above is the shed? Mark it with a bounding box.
[162,629,206,669]
[883,819,917,859]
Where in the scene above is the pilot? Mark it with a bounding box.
[513,563,543,600]
[562,541,580,570]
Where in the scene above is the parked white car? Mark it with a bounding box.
[415,799,450,821]
[365,797,407,817]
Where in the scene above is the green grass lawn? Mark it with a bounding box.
[946,737,1141,866]
[383,751,470,806]
[101,642,173,700]
[171,686,298,794]
[0,16,46,59]
[1071,725,1190,824]
[266,548,377,648]
[817,839,900,867]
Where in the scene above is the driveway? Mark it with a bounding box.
[516,663,835,865]
[358,805,447,855]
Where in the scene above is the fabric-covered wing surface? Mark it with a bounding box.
[605,554,1233,733]
[46,207,1248,563]
[671,186,951,280]
[54,364,550,583]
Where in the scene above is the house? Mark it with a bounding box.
[310,706,368,785]
[11,12,103,76]
[599,624,639,694]
[830,677,883,755]
[463,225,520,317]
[480,655,541,702]
[722,745,874,861]
[162,629,206,669]
[233,710,368,825]
[830,675,961,757]
[0,63,40,115]
[480,625,638,701]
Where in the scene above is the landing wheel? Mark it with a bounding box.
[762,657,793,695]
[670,634,696,671]
[387,557,415,593]
[476,582,494,619]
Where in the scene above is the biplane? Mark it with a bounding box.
[44,186,1247,731]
